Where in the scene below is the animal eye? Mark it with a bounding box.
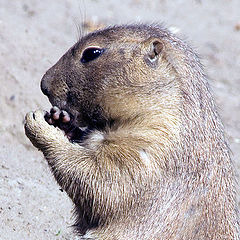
[81,47,104,63]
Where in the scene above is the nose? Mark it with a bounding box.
[41,73,50,96]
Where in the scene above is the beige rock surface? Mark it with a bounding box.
[0,0,239,239]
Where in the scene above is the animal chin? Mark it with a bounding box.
[63,113,90,143]
[65,125,90,143]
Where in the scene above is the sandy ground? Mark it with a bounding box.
[0,0,239,239]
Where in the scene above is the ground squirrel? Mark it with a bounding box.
[25,24,239,239]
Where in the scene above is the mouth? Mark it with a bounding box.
[44,106,89,143]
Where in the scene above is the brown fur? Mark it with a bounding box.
[25,24,239,239]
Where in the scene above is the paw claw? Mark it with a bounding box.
[32,110,46,121]
[60,110,71,123]
[53,110,61,120]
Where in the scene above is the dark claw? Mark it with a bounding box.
[44,111,55,125]
[44,111,50,121]
[50,106,60,114]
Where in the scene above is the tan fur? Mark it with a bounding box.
[25,24,239,239]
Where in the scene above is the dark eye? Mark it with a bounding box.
[81,47,104,63]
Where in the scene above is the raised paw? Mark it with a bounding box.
[24,109,66,150]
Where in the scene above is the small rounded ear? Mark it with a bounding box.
[143,38,164,68]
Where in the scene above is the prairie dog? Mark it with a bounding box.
[25,24,239,239]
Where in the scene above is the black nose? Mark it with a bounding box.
[41,75,50,96]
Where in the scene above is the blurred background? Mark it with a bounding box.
[0,0,239,239]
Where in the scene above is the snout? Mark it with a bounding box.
[40,66,71,110]
[41,72,51,96]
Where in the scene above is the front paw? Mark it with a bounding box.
[24,110,66,150]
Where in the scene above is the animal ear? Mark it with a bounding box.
[143,38,164,68]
